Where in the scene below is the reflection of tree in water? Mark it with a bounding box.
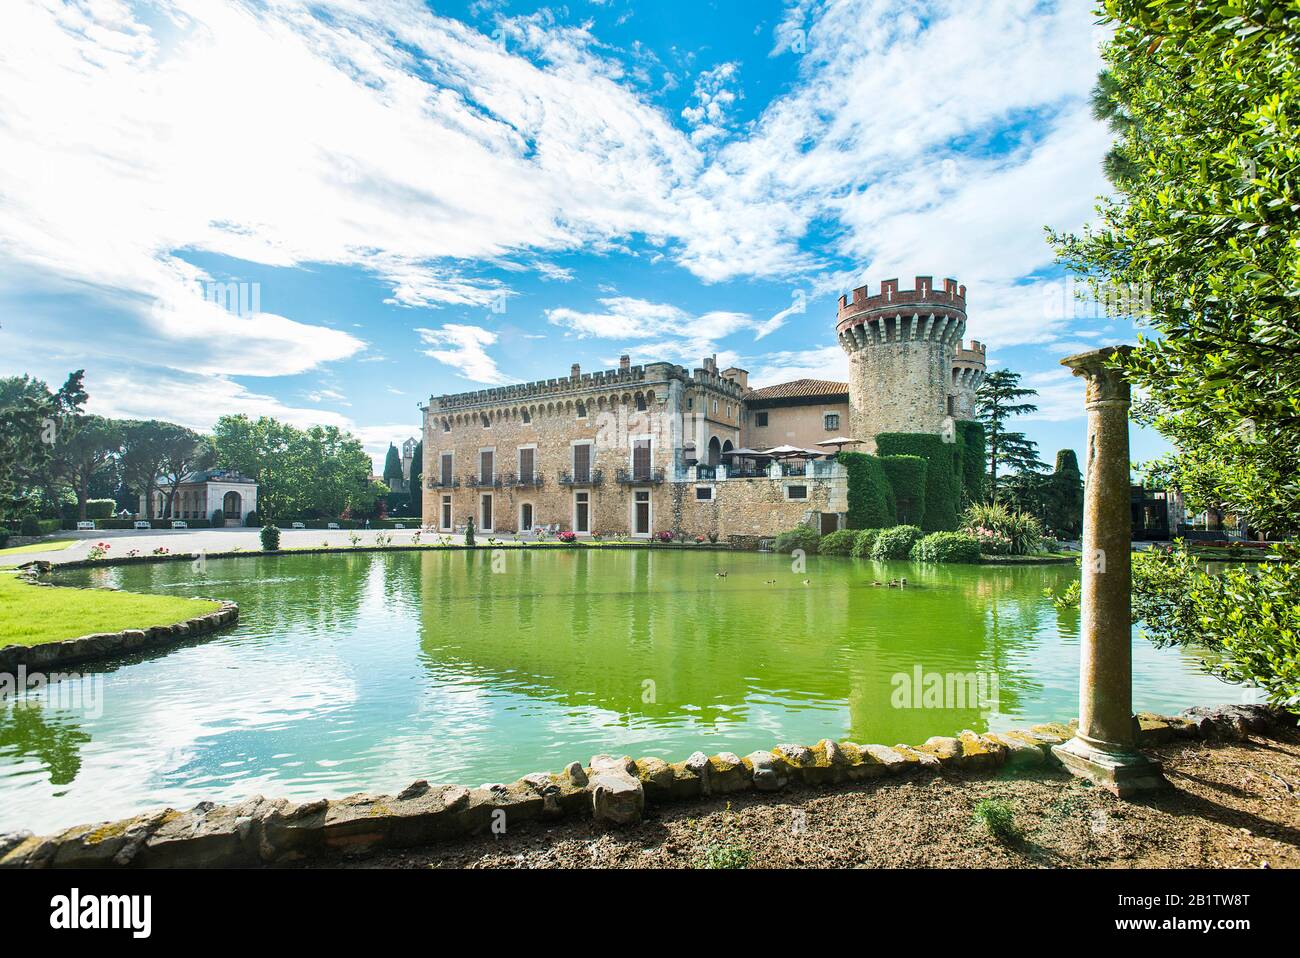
[64,553,378,639]
[0,701,91,786]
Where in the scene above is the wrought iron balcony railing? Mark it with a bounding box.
[463,474,502,489]
[616,467,665,485]
[510,472,546,488]
[429,476,460,489]
[557,469,603,487]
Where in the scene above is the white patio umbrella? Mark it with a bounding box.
[815,436,863,453]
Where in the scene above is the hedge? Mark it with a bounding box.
[880,455,928,527]
[84,499,117,520]
[87,518,214,530]
[875,433,961,531]
[850,528,880,558]
[818,528,857,555]
[911,531,981,563]
[773,527,820,555]
[835,452,896,529]
[871,525,923,560]
[955,420,987,505]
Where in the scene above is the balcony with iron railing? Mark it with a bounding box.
[557,468,603,487]
[508,472,546,489]
[428,475,460,489]
[616,466,665,485]
[463,474,503,489]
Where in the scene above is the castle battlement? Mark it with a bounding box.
[837,275,966,317]
[954,340,987,366]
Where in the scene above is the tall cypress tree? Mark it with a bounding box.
[1047,449,1084,538]
[408,440,423,517]
[382,443,403,485]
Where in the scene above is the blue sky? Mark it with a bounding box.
[0,0,1162,471]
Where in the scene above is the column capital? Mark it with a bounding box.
[1061,345,1133,406]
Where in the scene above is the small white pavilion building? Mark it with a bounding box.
[140,469,259,525]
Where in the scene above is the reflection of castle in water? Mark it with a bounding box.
[415,550,1059,743]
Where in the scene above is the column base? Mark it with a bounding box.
[1051,736,1167,799]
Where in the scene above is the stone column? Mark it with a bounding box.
[1052,346,1165,798]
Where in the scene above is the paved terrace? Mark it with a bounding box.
[2,527,471,567]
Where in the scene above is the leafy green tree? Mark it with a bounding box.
[1134,544,1300,704]
[976,369,1039,501]
[59,416,122,521]
[119,420,178,518]
[156,425,211,518]
[1056,1,1300,700]
[1051,0,1300,536]
[212,415,379,520]
[0,370,87,522]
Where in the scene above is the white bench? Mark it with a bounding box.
[292,522,305,529]
[171,520,187,529]
[133,520,151,529]
[327,522,340,530]
[76,521,95,531]
[394,523,405,529]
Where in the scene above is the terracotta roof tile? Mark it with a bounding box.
[746,379,850,401]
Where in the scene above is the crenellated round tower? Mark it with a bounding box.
[950,339,986,420]
[836,275,968,451]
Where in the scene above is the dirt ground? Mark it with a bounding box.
[326,728,1300,869]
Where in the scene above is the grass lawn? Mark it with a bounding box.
[0,572,222,647]
[0,538,77,558]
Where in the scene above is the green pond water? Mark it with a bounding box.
[1,549,1237,832]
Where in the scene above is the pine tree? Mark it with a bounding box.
[976,369,1039,501]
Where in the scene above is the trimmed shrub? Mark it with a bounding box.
[260,524,281,551]
[911,531,981,563]
[851,528,880,558]
[955,420,987,505]
[773,526,820,555]
[212,509,226,527]
[836,452,896,528]
[880,455,928,527]
[875,433,961,531]
[871,524,923,560]
[818,528,857,556]
[85,499,117,520]
[465,515,475,546]
[0,528,10,548]
[244,511,260,527]
[20,516,40,536]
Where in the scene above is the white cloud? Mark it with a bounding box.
[416,324,512,385]
[746,345,849,389]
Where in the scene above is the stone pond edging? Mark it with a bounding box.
[0,569,239,676]
[0,703,1288,869]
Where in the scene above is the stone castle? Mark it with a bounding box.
[420,276,985,540]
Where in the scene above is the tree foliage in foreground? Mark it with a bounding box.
[1052,0,1300,537]
[1058,1,1300,703]
[1134,545,1299,705]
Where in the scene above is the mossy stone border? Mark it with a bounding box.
[2,705,1288,869]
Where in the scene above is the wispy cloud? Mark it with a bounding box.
[416,324,512,385]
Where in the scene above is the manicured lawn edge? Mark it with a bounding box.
[0,572,238,674]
